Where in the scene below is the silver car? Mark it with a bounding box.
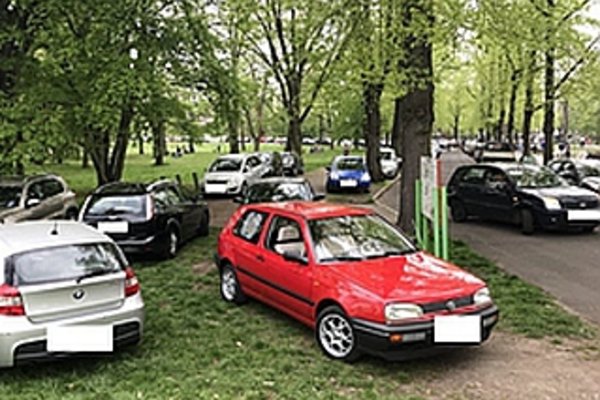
[0,221,144,367]
[0,175,79,223]
[203,154,269,195]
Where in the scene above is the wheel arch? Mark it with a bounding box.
[315,299,347,320]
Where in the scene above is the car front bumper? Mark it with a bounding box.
[536,208,600,230]
[204,182,244,196]
[351,304,499,361]
[0,293,144,368]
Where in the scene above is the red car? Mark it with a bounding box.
[216,202,499,361]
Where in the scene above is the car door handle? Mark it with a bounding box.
[255,255,265,262]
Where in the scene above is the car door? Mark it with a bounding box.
[481,168,515,222]
[20,180,49,221]
[260,215,313,321]
[158,186,194,240]
[41,178,67,218]
[170,185,203,240]
[454,167,488,217]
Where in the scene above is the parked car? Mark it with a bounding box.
[474,142,517,162]
[281,152,304,176]
[0,221,144,367]
[258,152,283,177]
[302,137,316,146]
[233,178,325,205]
[380,147,402,179]
[326,156,371,193]
[548,159,600,192]
[448,163,600,234]
[80,180,209,258]
[0,175,78,223]
[203,154,269,196]
[216,202,499,362]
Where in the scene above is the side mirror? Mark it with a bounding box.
[313,193,326,201]
[325,166,331,172]
[25,198,41,209]
[233,195,245,204]
[282,250,308,265]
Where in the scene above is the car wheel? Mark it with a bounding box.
[316,306,361,362]
[65,208,79,220]
[220,264,247,305]
[162,227,179,259]
[582,225,597,234]
[520,209,535,235]
[240,182,248,196]
[450,200,468,223]
[198,211,210,237]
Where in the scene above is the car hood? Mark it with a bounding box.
[522,186,597,200]
[325,252,484,303]
[204,172,242,181]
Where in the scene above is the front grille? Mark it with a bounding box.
[206,179,228,185]
[562,198,598,210]
[420,295,473,313]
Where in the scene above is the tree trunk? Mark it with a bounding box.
[227,116,240,154]
[522,52,536,157]
[391,99,402,156]
[496,108,506,142]
[82,149,89,169]
[137,132,144,155]
[452,112,460,141]
[363,81,384,182]
[542,46,555,164]
[396,0,434,234]
[240,121,246,151]
[286,78,303,157]
[188,136,195,153]
[506,69,520,145]
[108,102,134,180]
[152,118,166,166]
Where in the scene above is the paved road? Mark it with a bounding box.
[377,151,600,325]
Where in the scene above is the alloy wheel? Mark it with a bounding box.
[318,314,355,359]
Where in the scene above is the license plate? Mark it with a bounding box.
[47,325,113,352]
[205,184,228,194]
[340,180,357,188]
[97,221,129,234]
[567,210,600,221]
[434,315,481,344]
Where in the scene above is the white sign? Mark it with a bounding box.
[420,156,437,220]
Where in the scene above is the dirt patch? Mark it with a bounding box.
[192,260,215,276]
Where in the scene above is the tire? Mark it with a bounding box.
[582,225,597,234]
[220,264,247,305]
[198,210,210,237]
[450,200,467,223]
[65,207,79,220]
[316,306,361,362]
[162,227,180,259]
[520,209,535,235]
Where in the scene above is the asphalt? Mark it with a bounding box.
[377,151,600,326]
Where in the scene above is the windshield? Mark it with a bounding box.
[309,215,416,263]
[336,158,365,171]
[86,195,147,217]
[247,182,313,203]
[0,185,22,208]
[209,158,242,172]
[507,167,565,188]
[10,243,125,286]
[578,165,600,178]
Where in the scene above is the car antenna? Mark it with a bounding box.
[50,221,59,235]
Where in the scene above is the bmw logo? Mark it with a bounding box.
[446,300,456,311]
[72,289,86,301]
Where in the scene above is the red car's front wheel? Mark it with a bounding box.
[316,306,361,362]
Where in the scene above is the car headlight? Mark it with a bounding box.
[330,171,339,180]
[473,287,492,306]
[384,303,423,322]
[228,176,242,187]
[361,172,371,182]
[541,196,562,210]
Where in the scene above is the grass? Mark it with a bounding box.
[451,240,596,339]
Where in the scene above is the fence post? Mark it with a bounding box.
[192,172,200,191]
[441,187,449,260]
[175,174,182,186]
[415,180,422,246]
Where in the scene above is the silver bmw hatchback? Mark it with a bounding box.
[0,221,144,367]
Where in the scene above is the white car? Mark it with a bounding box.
[380,147,402,178]
[203,154,269,196]
[0,221,144,367]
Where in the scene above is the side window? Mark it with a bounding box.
[265,216,306,257]
[152,189,171,208]
[43,179,64,198]
[483,169,509,190]
[234,210,268,244]
[459,168,487,186]
[165,187,183,204]
[27,181,45,200]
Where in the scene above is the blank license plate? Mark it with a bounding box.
[434,315,481,344]
[47,325,113,352]
[567,210,600,221]
[340,180,357,188]
[97,221,129,234]
[205,184,228,193]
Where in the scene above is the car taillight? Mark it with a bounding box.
[125,267,140,297]
[0,284,25,316]
[146,194,155,221]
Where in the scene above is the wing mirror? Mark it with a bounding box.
[313,193,326,201]
[282,250,308,265]
[325,166,331,172]
[25,198,41,209]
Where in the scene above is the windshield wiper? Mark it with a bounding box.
[320,255,365,263]
[365,249,417,259]
[76,268,110,284]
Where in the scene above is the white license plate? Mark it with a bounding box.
[567,210,600,221]
[47,325,113,352]
[434,315,481,343]
[97,221,129,234]
[340,180,358,188]
[205,184,228,194]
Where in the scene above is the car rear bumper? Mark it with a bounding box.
[351,304,499,361]
[326,179,371,191]
[0,293,144,368]
[115,235,161,254]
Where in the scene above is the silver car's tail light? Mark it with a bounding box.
[146,194,155,221]
[124,267,140,297]
[0,284,25,316]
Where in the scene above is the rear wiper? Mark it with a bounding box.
[77,269,109,284]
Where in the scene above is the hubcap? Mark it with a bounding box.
[318,314,354,358]
[169,232,178,255]
[221,269,237,301]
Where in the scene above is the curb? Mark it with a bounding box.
[372,173,401,202]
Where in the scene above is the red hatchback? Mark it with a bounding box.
[216,202,499,361]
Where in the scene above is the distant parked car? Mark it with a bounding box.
[380,147,402,179]
[0,175,78,223]
[326,156,371,193]
[281,152,304,176]
[448,163,600,234]
[474,142,517,162]
[234,178,324,205]
[0,221,144,367]
[548,159,600,192]
[258,152,284,177]
[80,180,209,258]
[203,154,269,196]
[216,202,498,362]
[302,137,316,146]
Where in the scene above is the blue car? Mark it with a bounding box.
[326,156,371,193]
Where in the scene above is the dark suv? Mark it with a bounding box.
[80,180,210,258]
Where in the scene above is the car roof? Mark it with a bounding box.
[248,201,372,220]
[0,174,63,186]
[92,180,174,195]
[251,177,307,185]
[216,153,247,160]
[0,221,113,257]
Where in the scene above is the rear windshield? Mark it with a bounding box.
[85,195,147,217]
[8,243,125,286]
[336,158,364,170]
[0,185,22,208]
